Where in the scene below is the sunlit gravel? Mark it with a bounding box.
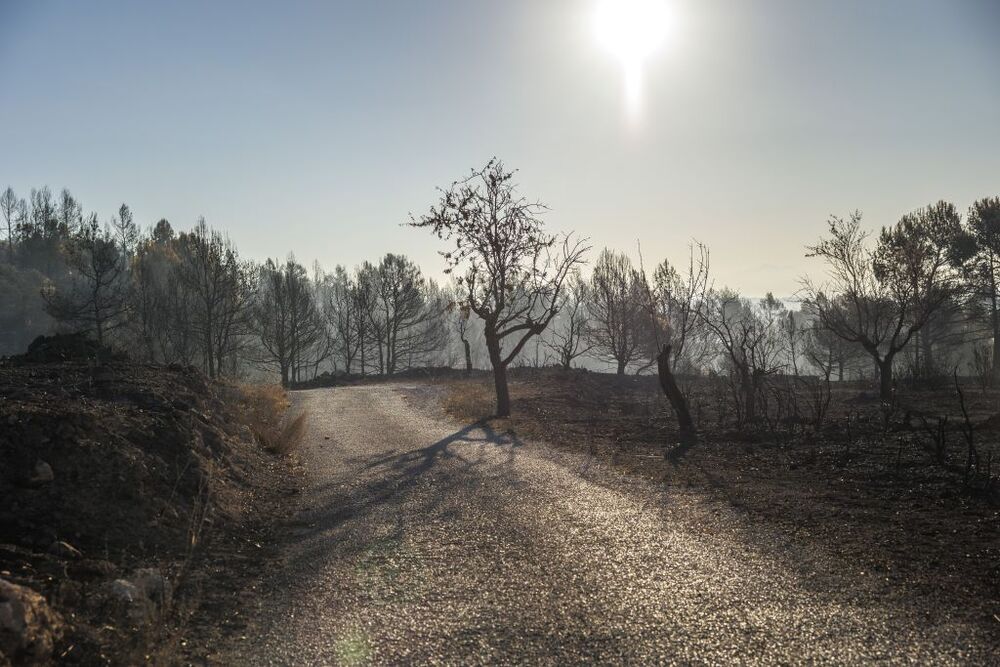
[218,384,996,665]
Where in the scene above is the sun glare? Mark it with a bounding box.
[593,0,671,119]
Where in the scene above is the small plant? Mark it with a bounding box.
[238,384,307,456]
[953,372,981,489]
[797,373,832,432]
[918,414,948,465]
[971,344,992,393]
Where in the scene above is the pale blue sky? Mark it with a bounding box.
[1,0,998,294]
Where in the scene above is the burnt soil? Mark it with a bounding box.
[0,359,299,665]
[434,367,1000,638]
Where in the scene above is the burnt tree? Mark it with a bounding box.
[412,159,588,416]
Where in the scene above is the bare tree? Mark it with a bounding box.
[368,253,446,375]
[112,203,138,257]
[804,207,958,402]
[2,187,20,261]
[649,242,712,373]
[254,257,327,386]
[174,218,249,377]
[14,198,28,258]
[129,219,200,365]
[18,187,63,275]
[634,242,712,446]
[544,271,592,369]
[323,265,361,374]
[352,262,378,375]
[129,235,161,362]
[30,187,57,235]
[440,279,482,373]
[42,213,128,347]
[798,301,864,381]
[702,290,787,426]
[455,304,475,372]
[586,249,646,374]
[56,189,82,235]
[158,268,199,365]
[411,159,588,416]
[783,310,803,376]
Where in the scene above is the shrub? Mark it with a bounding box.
[237,384,307,456]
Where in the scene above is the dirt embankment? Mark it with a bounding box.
[0,341,300,665]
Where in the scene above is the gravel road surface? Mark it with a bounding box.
[216,384,996,665]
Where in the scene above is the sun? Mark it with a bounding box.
[592,0,671,117]
[594,0,670,65]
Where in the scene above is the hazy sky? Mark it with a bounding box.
[1,0,998,295]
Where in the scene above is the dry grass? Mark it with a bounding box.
[238,384,308,456]
[240,383,290,414]
[441,377,495,421]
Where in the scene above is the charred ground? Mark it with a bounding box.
[433,367,1000,635]
[0,342,299,665]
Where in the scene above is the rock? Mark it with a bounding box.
[0,578,63,664]
[131,568,171,610]
[28,461,53,486]
[106,579,138,602]
[47,541,82,560]
[106,579,154,624]
[104,569,172,625]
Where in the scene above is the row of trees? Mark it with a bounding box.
[408,161,857,422]
[408,162,1000,424]
[805,199,1000,398]
[3,173,1000,425]
[534,198,999,429]
[0,186,451,383]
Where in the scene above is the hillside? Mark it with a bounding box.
[0,336,298,665]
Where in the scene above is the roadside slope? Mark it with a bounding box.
[217,383,996,665]
[0,353,292,665]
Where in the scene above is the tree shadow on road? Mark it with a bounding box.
[359,418,521,478]
[276,418,524,573]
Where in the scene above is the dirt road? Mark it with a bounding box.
[214,384,995,665]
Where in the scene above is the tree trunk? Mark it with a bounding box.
[94,314,104,348]
[493,363,511,417]
[879,356,894,404]
[485,329,510,417]
[205,310,215,378]
[616,359,626,375]
[280,364,289,388]
[462,338,472,374]
[657,346,696,446]
[740,367,755,425]
[991,298,1000,386]
[921,328,933,378]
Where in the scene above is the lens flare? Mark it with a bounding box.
[593,0,671,119]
